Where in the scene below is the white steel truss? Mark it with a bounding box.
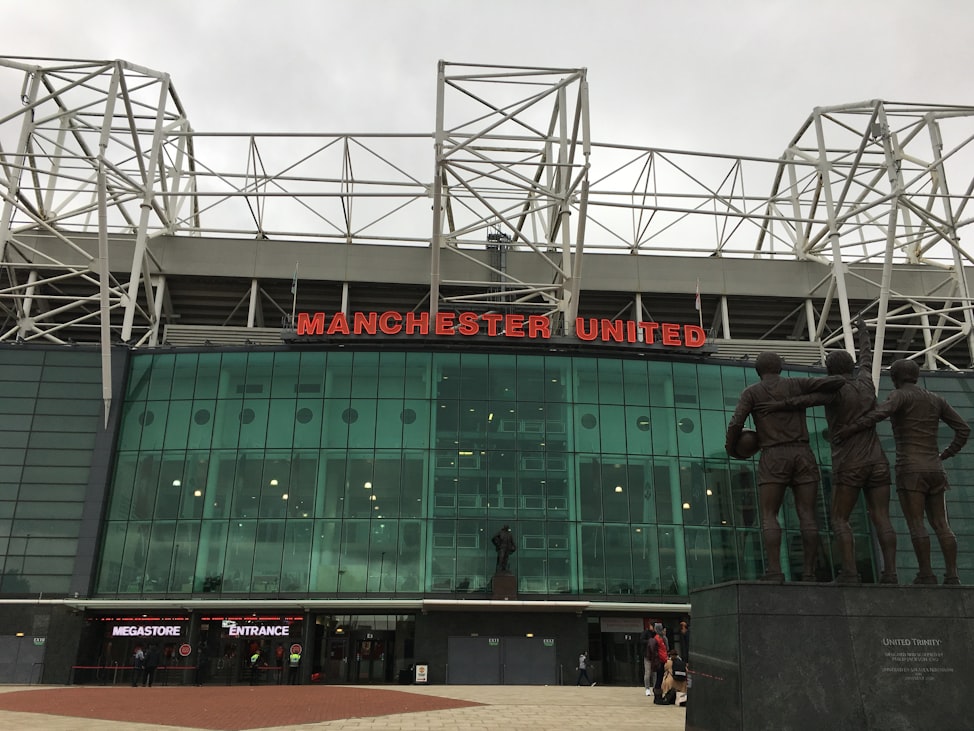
[2,58,974,403]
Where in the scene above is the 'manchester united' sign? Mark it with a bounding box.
[294,311,706,348]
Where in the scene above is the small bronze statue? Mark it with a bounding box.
[756,316,897,584]
[833,357,970,585]
[726,351,838,582]
[492,525,516,574]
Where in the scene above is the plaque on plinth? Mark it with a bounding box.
[491,572,516,600]
[685,581,974,731]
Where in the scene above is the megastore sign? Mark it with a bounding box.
[293,311,706,349]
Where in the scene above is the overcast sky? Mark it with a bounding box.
[6,0,974,158]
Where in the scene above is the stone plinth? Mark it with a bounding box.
[491,573,516,600]
[686,581,974,731]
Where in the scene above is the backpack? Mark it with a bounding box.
[671,656,687,680]
[656,688,677,705]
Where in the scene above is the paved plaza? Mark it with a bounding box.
[0,684,686,731]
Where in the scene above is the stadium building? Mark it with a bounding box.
[0,58,972,686]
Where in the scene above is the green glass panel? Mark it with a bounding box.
[632,524,660,595]
[579,523,605,594]
[170,353,199,399]
[338,520,369,591]
[350,352,379,399]
[222,520,257,592]
[318,453,347,518]
[167,522,200,592]
[597,359,624,405]
[197,520,228,591]
[486,353,515,402]
[658,524,685,595]
[229,452,262,519]
[396,520,424,591]
[622,360,650,406]
[684,526,714,589]
[292,398,322,449]
[321,399,350,448]
[271,352,301,398]
[367,520,398,592]
[577,455,602,521]
[403,352,431,398]
[377,352,405,399]
[282,521,313,592]
[545,357,571,402]
[186,400,216,450]
[287,452,318,519]
[401,399,430,449]
[259,454,290,519]
[118,522,150,592]
[163,401,192,450]
[604,524,634,595]
[238,400,270,449]
[675,409,703,457]
[375,400,405,448]
[95,522,126,593]
[251,520,285,592]
[211,398,244,449]
[347,399,377,449]
[147,354,175,400]
[574,406,600,452]
[125,357,152,400]
[573,358,599,404]
[266,399,298,449]
[324,352,354,398]
[601,459,629,523]
[311,519,342,591]
[194,353,223,399]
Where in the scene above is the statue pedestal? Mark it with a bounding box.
[491,572,516,600]
[686,581,974,731]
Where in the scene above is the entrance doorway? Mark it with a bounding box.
[351,635,389,682]
[600,632,643,685]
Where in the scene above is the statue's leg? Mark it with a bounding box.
[898,487,934,583]
[863,472,898,583]
[758,482,786,579]
[830,479,860,581]
[793,480,819,581]
[926,491,958,583]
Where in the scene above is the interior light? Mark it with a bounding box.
[683,502,691,509]
[706,489,713,496]
[364,482,372,489]
[282,493,289,500]
[370,495,377,501]
[172,480,181,487]
[614,486,623,493]
[488,413,494,421]
[526,633,534,638]
[270,479,279,486]
[193,490,202,497]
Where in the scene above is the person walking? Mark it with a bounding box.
[576,651,594,686]
[131,645,145,687]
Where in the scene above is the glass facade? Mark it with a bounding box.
[0,349,103,594]
[95,348,891,600]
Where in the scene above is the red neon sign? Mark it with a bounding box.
[294,311,705,348]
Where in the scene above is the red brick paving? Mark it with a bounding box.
[0,686,483,730]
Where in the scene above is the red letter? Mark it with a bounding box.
[638,322,659,344]
[482,313,503,336]
[527,315,550,339]
[661,323,681,346]
[326,312,350,335]
[684,325,706,348]
[435,312,456,335]
[601,319,624,342]
[405,311,429,335]
[378,311,402,334]
[505,314,525,337]
[626,320,637,343]
[296,312,325,335]
[575,318,598,341]
[353,311,378,335]
[457,312,479,336]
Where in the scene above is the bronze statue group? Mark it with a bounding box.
[725,316,970,586]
